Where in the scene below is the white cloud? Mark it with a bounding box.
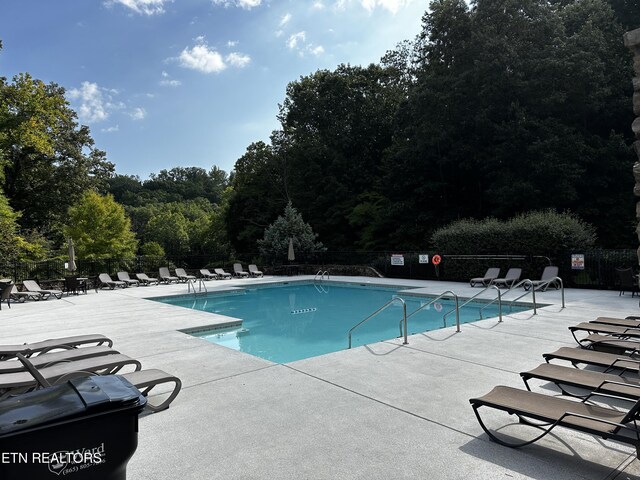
[160,71,181,87]
[129,107,147,120]
[284,31,324,57]
[68,82,111,122]
[280,13,292,26]
[227,40,239,47]
[174,38,251,74]
[212,0,261,9]
[287,32,306,50]
[178,43,227,73]
[275,30,284,38]
[334,0,411,14]
[106,0,170,15]
[313,1,325,9]
[226,52,251,68]
[101,125,120,133]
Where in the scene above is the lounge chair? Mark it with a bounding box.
[248,264,263,277]
[543,347,640,374]
[98,273,127,289]
[214,268,232,279]
[470,385,640,455]
[159,267,179,284]
[119,369,182,412]
[490,268,522,289]
[470,268,500,287]
[117,271,140,287]
[136,272,159,285]
[233,263,249,278]
[590,317,640,328]
[569,322,640,345]
[0,333,113,361]
[0,345,119,374]
[16,355,181,412]
[22,279,63,300]
[523,266,560,291]
[200,269,218,280]
[175,268,196,282]
[0,353,141,399]
[520,363,640,400]
[580,334,640,354]
[8,284,40,302]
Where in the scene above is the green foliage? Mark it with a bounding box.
[0,192,20,261]
[258,202,325,262]
[140,241,165,257]
[431,210,597,258]
[64,191,138,259]
[0,73,114,243]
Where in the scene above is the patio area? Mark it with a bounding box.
[1,276,639,479]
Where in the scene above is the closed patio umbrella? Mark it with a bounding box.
[287,238,295,262]
[67,238,77,273]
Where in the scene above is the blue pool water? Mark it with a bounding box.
[154,283,527,363]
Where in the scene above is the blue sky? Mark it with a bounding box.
[0,0,427,178]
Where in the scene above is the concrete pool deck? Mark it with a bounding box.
[1,275,639,479]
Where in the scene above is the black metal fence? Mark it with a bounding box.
[1,248,637,290]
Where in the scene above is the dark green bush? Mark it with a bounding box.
[430,211,597,281]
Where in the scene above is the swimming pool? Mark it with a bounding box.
[155,282,528,363]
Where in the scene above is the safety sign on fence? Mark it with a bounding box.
[390,254,405,266]
[571,254,585,270]
[418,254,429,264]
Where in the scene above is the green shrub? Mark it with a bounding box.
[430,210,596,280]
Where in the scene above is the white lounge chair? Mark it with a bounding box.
[233,263,249,278]
[136,273,159,285]
[22,279,63,299]
[117,271,140,287]
[214,268,232,279]
[248,264,263,277]
[98,273,127,289]
[159,267,179,284]
[200,269,218,280]
[175,268,196,282]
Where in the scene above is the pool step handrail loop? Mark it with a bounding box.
[477,287,503,322]
[314,270,330,282]
[534,277,564,308]
[406,290,461,333]
[348,297,407,349]
[444,286,502,324]
[187,278,208,295]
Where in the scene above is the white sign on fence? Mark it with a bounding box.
[390,254,405,266]
[418,254,429,264]
[571,254,585,270]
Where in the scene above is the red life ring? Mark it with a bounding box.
[432,255,442,265]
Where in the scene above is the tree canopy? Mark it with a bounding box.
[64,191,137,259]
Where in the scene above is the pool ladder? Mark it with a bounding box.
[314,270,330,282]
[187,278,208,295]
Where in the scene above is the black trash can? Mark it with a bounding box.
[0,375,146,480]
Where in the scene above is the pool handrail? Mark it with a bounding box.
[405,290,461,333]
[314,270,330,282]
[444,285,502,324]
[348,296,407,349]
[187,278,207,295]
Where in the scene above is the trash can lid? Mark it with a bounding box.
[0,375,146,435]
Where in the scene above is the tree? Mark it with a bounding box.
[64,191,137,259]
[145,211,191,256]
[258,202,324,262]
[0,73,114,242]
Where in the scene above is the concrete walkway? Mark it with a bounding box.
[1,276,639,479]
